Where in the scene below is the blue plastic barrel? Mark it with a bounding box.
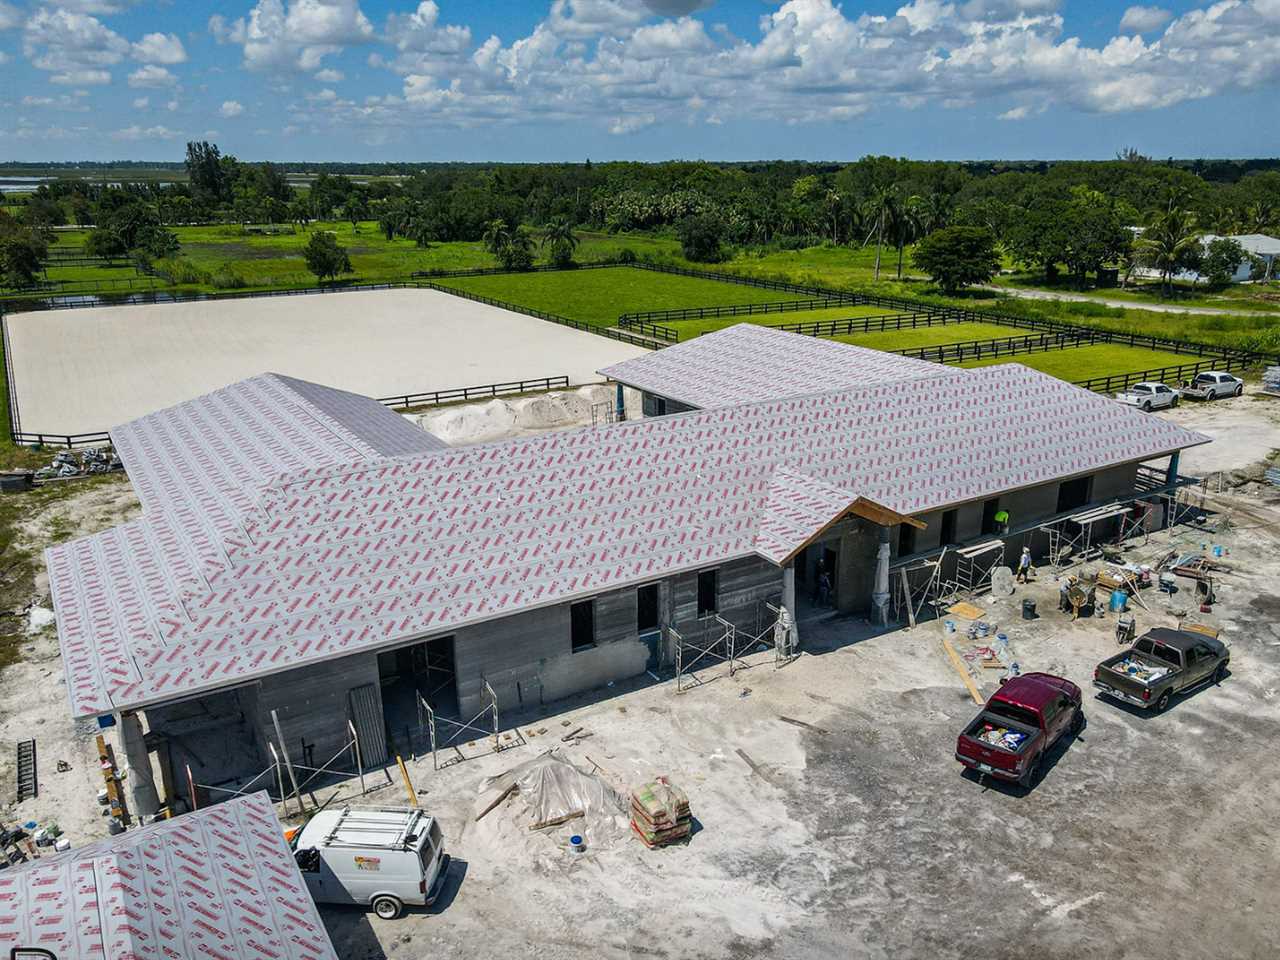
[1109,589,1127,612]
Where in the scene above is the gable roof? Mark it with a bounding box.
[48,362,1209,719]
[598,323,965,408]
[0,792,337,960]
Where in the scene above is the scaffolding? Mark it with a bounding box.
[418,680,522,771]
[952,540,1003,596]
[892,556,945,627]
[673,601,788,692]
[1040,503,1139,575]
[183,719,372,814]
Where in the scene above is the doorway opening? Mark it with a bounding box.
[378,636,458,744]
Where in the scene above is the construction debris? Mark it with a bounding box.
[33,447,122,482]
[630,777,692,849]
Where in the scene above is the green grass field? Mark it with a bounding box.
[440,265,809,326]
[1,225,682,297]
[833,321,1018,350]
[961,344,1196,382]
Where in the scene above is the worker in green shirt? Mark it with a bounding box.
[994,508,1010,535]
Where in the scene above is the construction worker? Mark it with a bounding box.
[1016,546,1033,583]
[994,508,1010,536]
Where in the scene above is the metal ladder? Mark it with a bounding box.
[16,739,37,802]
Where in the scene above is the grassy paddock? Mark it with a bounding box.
[439,266,808,326]
[961,344,1196,382]
[833,321,1021,351]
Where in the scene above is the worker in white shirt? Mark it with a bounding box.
[1016,546,1034,583]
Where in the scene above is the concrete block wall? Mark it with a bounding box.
[254,650,381,774]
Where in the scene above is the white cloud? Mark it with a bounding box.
[23,7,129,83]
[219,99,244,116]
[229,0,375,71]
[0,1,20,31]
[386,1,470,53]
[166,98,179,111]
[131,32,187,65]
[315,67,344,82]
[51,69,112,85]
[998,105,1031,120]
[132,95,149,108]
[609,112,656,134]
[1119,6,1172,34]
[128,64,177,87]
[111,123,178,140]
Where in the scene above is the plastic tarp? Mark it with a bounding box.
[475,750,629,848]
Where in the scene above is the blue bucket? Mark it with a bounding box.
[944,620,956,634]
[1212,545,1223,558]
[569,835,585,853]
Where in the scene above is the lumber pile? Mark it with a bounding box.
[630,777,691,849]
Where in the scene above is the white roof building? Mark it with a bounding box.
[0,792,337,960]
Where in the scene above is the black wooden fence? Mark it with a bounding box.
[377,375,570,410]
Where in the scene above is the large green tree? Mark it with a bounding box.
[540,217,578,267]
[303,231,353,284]
[912,226,1001,293]
[0,212,50,288]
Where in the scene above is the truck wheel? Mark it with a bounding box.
[372,895,403,920]
[1171,396,1179,408]
[1141,401,1152,412]
[1214,662,1228,684]
[1234,383,1243,397]
[1155,690,1172,712]
[1021,756,1041,788]
[1070,706,1085,735]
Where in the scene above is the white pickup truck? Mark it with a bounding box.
[1115,382,1179,411]
[1179,371,1244,400]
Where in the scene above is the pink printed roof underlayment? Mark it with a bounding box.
[47,361,1208,719]
[598,322,966,408]
[0,792,337,960]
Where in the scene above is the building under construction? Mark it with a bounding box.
[46,327,1209,815]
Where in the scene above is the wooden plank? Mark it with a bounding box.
[777,716,828,735]
[947,601,985,620]
[901,568,917,629]
[942,636,985,706]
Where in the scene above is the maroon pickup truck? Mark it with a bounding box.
[955,673,1084,787]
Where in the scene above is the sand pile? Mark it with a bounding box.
[416,384,628,446]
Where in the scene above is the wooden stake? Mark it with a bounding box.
[943,636,985,705]
[396,755,418,807]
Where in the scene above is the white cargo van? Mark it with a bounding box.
[292,806,450,919]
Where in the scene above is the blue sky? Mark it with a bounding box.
[1,0,1278,162]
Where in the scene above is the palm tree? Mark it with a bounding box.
[540,217,578,267]
[895,197,926,280]
[1247,199,1276,233]
[823,189,842,244]
[1135,206,1200,298]
[863,183,899,282]
[481,219,512,258]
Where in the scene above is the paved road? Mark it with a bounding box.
[982,284,1271,316]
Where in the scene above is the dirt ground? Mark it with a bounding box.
[4,288,647,435]
[1,391,1278,959]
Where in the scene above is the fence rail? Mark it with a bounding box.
[619,295,861,325]
[377,375,570,409]
[897,330,1101,364]
[770,310,958,338]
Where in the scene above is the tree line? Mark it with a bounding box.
[3,143,1278,291]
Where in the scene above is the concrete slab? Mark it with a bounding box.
[4,288,649,435]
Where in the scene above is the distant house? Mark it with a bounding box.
[1201,233,1280,282]
[1127,231,1279,285]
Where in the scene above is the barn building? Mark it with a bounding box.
[46,327,1208,816]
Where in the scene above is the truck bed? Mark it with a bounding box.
[1095,650,1182,704]
[960,711,1039,757]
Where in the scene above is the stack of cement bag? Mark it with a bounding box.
[630,777,691,848]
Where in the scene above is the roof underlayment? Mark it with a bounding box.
[0,792,337,960]
[598,323,965,408]
[47,360,1209,719]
